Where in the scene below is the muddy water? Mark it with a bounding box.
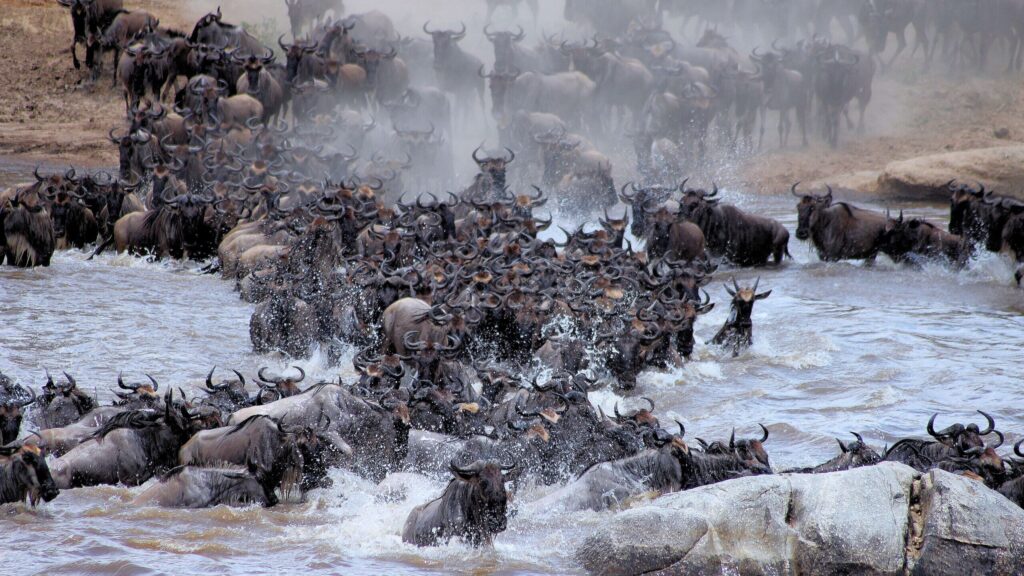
[2,185,1023,575]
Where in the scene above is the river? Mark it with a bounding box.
[1,178,1022,575]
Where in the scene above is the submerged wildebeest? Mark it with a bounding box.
[50,390,200,489]
[37,371,96,430]
[883,411,1000,472]
[133,463,279,508]
[0,387,36,445]
[402,459,515,546]
[788,432,882,473]
[0,443,60,505]
[712,277,771,356]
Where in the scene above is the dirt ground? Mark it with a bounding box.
[3,0,1024,196]
[0,0,200,167]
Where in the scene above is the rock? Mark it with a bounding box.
[576,463,919,576]
[576,474,794,576]
[788,464,916,575]
[994,127,1011,139]
[877,146,1024,201]
[910,469,1024,576]
[809,170,883,198]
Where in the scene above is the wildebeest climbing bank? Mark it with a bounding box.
[1,0,1024,574]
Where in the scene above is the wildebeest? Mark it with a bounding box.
[814,44,875,148]
[37,372,96,430]
[0,387,36,446]
[789,432,882,473]
[712,277,771,356]
[527,429,691,512]
[177,414,319,494]
[858,0,929,70]
[133,463,278,508]
[189,7,266,57]
[482,68,596,127]
[680,185,790,266]
[234,50,286,123]
[2,187,56,267]
[880,211,967,267]
[50,390,199,488]
[284,0,344,41]
[883,411,999,471]
[57,0,123,70]
[0,444,60,506]
[750,48,808,149]
[793,184,887,262]
[402,460,514,546]
[423,22,485,119]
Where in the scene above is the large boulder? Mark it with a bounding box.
[877,146,1024,201]
[575,463,1024,576]
[910,469,1024,575]
[576,463,917,576]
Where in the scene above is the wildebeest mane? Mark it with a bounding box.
[90,409,160,439]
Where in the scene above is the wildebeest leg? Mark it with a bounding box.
[887,29,908,70]
[909,22,929,62]
[111,51,121,88]
[758,106,767,151]
[1006,31,1021,74]
[778,109,787,148]
[856,89,870,135]
[526,0,539,25]
[797,101,808,148]
[72,39,81,70]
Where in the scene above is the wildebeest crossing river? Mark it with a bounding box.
[2,185,1021,575]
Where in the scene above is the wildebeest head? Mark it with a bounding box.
[833,431,882,468]
[113,372,161,407]
[0,387,36,445]
[479,66,520,120]
[678,184,720,223]
[858,0,892,53]
[619,181,675,238]
[202,366,253,410]
[423,21,467,64]
[471,146,515,190]
[484,25,525,71]
[279,35,319,82]
[793,182,833,240]
[449,459,514,544]
[256,366,306,400]
[39,371,94,429]
[723,277,770,329]
[237,49,274,93]
[948,181,987,237]
[0,444,60,504]
[729,424,772,472]
[927,410,996,454]
[57,0,88,41]
[602,319,662,390]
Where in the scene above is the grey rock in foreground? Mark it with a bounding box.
[576,463,1024,576]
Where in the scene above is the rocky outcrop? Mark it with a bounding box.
[575,463,1024,576]
[876,146,1024,201]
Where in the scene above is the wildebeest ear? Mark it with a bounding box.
[754,290,772,300]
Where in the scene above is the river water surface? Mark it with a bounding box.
[1,181,1023,575]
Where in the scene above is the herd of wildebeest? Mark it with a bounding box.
[0,0,1023,549]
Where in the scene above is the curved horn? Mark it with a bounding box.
[758,423,769,443]
[977,410,995,435]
